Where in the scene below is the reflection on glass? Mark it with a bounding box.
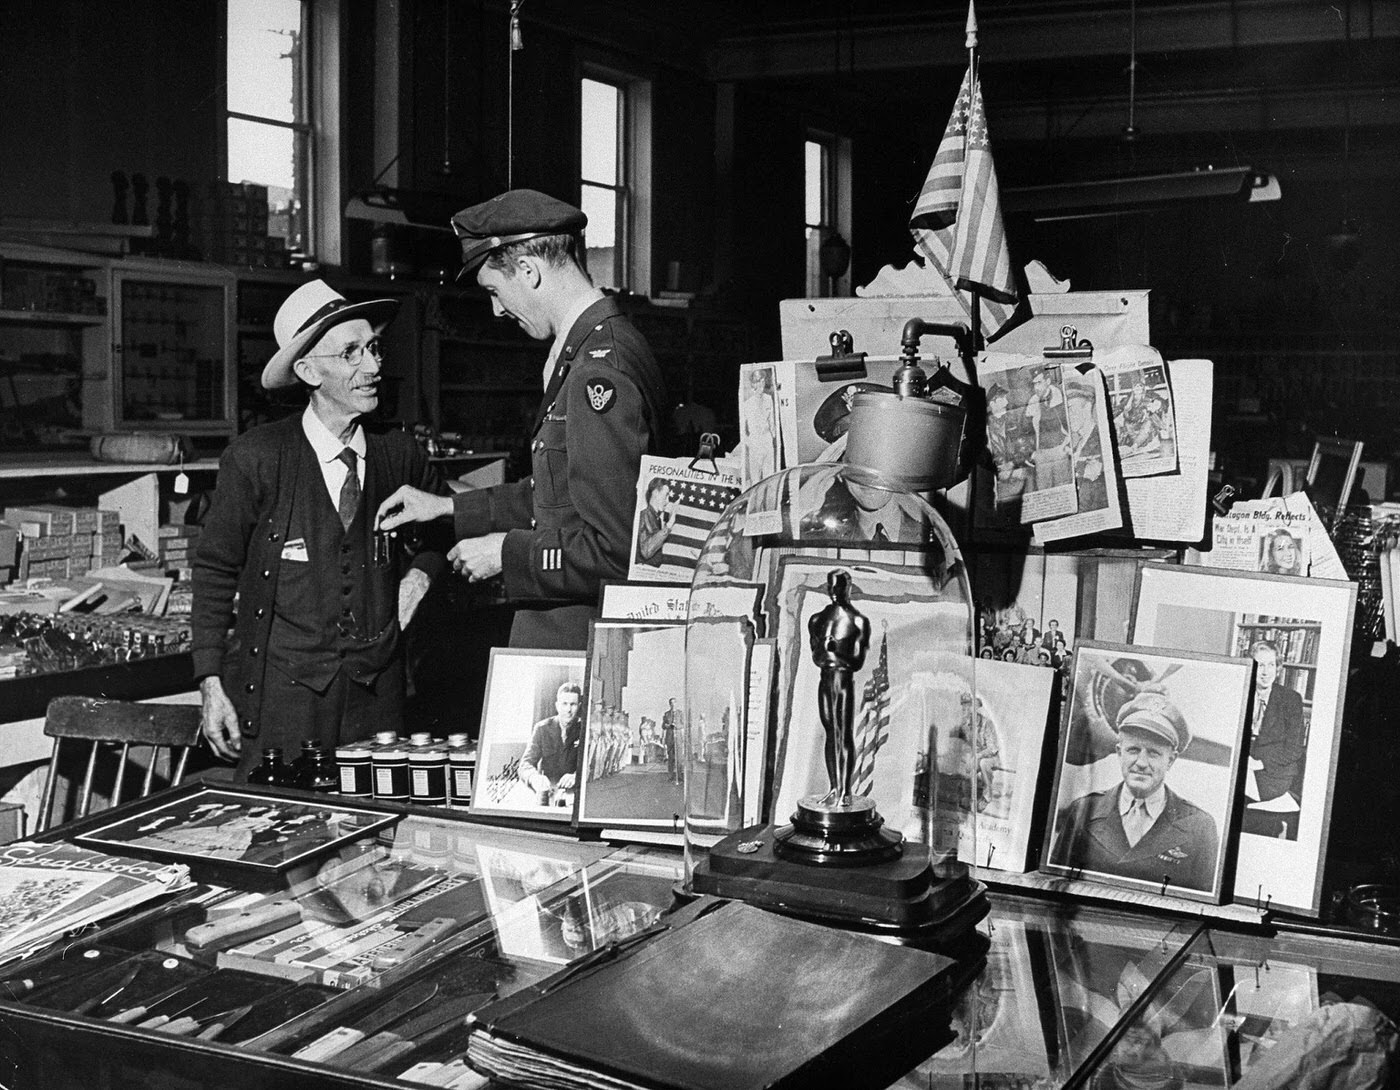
[890,898,1198,1088]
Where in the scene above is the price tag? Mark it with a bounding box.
[173,471,190,495]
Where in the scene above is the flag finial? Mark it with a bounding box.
[965,0,979,50]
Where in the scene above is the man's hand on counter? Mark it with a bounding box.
[375,486,454,531]
[449,534,505,583]
[199,675,242,761]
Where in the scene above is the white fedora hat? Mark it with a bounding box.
[261,279,400,389]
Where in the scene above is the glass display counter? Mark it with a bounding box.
[1,783,1397,1090]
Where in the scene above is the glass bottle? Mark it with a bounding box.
[247,746,293,787]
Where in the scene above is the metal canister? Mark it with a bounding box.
[408,735,448,807]
[447,735,477,808]
[372,742,410,803]
[334,741,373,798]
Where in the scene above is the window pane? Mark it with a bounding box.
[581,183,620,288]
[227,0,303,122]
[228,118,307,251]
[804,140,827,227]
[581,79,620,185]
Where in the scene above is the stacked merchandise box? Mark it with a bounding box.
[2,505,120,582]
[193,181,288,268]
[157,523,201,582]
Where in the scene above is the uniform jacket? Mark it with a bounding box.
[191,413,444,739]
[452,297,666,649]
[1251,683,1306,802]
[1051,783,1220,893]
[521,714,582,785]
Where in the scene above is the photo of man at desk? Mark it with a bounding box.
[376,189,667,652]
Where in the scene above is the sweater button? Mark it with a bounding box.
[244,683,255,693]
[249,646,259,657]
[269,532,279,542]
[261,569,271,579]
[254,608,265,618]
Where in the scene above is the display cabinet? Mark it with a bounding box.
[0,242,110,453]
[5,785,1399,1089]
[109,259,237,436]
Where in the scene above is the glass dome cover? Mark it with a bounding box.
[682,461,984,930]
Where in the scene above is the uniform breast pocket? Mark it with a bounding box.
[535,421,570,509]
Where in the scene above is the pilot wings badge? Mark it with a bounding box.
[586,378,617,413]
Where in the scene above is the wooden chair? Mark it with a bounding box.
[37,696,203,833]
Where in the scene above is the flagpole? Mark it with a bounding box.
[965,0,984,357]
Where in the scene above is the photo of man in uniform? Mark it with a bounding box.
[1049,691,1220,893]
[519,681,583,805]
[635,478,674,567]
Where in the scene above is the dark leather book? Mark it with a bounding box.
[465,897,958,1090]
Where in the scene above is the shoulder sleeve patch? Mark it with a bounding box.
[584,377,617,413]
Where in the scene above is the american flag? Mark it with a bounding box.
[653,477,742,572]
[910,66,1018,337]
[851,630,892,797]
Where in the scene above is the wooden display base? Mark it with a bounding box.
[692,822,989,941]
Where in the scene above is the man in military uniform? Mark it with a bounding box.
[377,189,666,650]
[1049,692,1220,893]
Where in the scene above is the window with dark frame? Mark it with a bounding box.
[804,135,835,298]
[581,75,628,290]
[226,0,311,256]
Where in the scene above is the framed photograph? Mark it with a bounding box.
[575,621,689,830]
[1042,641,1253,904]
[471,649,587,823]
[627,455,743,584]
[682,615,759,836]
[1131,564,1356,915]
[957,658,1057,874]
[1305,437,1363,526]
[74,786,395,876]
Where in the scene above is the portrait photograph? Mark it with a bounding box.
[575,621,689,831]
[738,362,783,490]
[75,786,395,875]
[1042,641,1253,904]
[471,649,587,824]
[791,463,933,552]
[779,354,901,467]
[1132,564,1357,915]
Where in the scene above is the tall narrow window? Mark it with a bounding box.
[804,129,852,298]
[580,77,626,289]
[227,0,311,255]
[580,68,652,293]
[804,137,832,298]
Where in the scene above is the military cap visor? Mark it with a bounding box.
[1115,692,1191,754]
[450,189,588,279]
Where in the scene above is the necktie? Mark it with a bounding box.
[873,522,889,543]
[337,448,361,530]
[1123,800,1152,847]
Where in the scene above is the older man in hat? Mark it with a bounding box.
[1049,692,1220,893]
[376,189,666,650]
[191,280,446,778]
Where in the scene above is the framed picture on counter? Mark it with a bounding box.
[471,649,587,824]
[74,786,395,876]
[1042,641,1253,905]
[1131,564,1356,916]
